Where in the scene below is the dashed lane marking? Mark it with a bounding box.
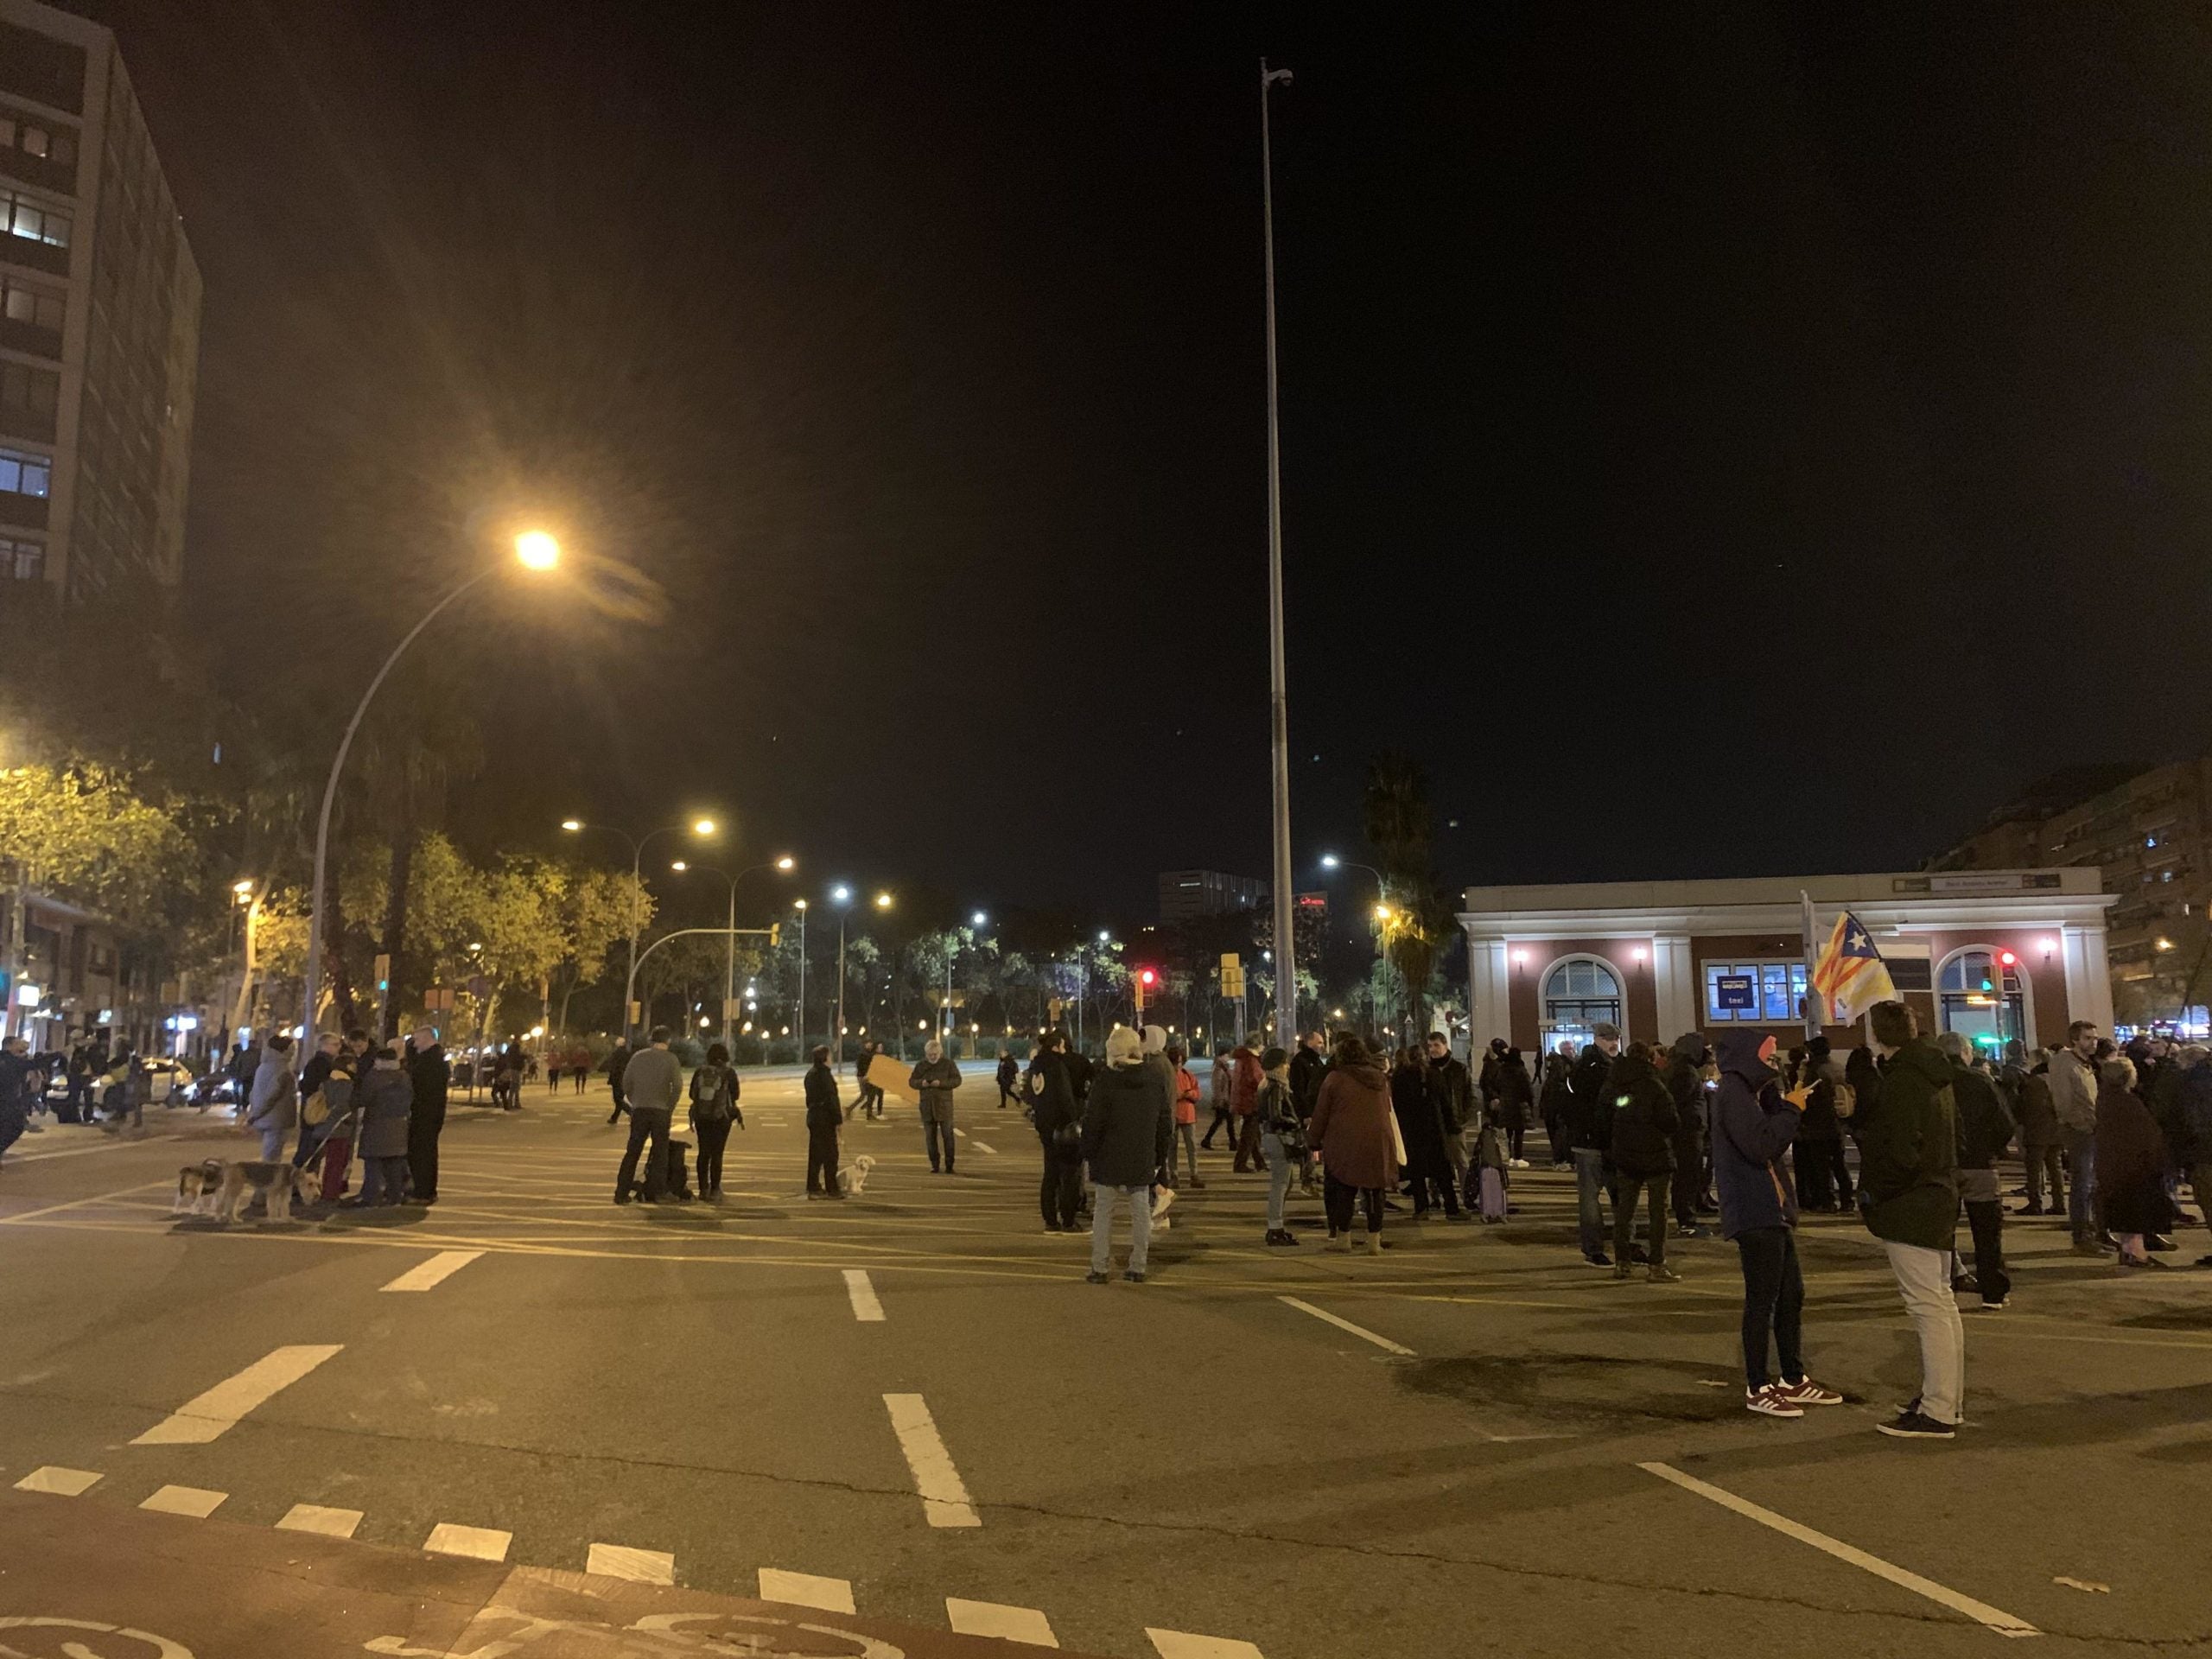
[1147,1630,1266,1658]
[380,1249,484,1292]
[883,1392,981,1528]
[131,1344,344,1446]
[0,1178,171,1225]
[587,1541,676,1584]
[14,1465,100,1496]
[757,1567,855,1613]
[1277,1295,1415,1357]
[843,1268,885,1321]
[1638,1462,2038,1637]
[139,1484,226,1518]
[947,1599,1057,1646]
[969,1141,997,1155]
[276,1503,362,1538]
[423,1522,512,1562]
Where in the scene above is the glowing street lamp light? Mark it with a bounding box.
[514,529,561,569]
[692,817,718,837]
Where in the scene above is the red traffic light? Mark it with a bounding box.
[1997,950,2018,968]
[1137,968,1158,987]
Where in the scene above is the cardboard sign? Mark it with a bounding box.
[868,1052,918,1103]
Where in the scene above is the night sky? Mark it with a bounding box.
[81,2,2212,921]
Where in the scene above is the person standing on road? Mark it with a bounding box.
[2049,1020,2103,1252]
[1310,1034,1398,1256]
[1029,1030,1084,1231]
[246,1034,298,1161]
[1289,1030,1330,1123]
[603,1039,632,1126]
[1200,1046,1234,1152]
[1664,1034,1713,1236]
[689,1042,741,1201]
[2177,1046,2212,1268]
[350,1046,415,1206]
[404,1027,450,1205]
[0,1038,30,1164]
[613,1027,682,1204]
[1936,1030,2012,1309]
[1539,1039,1577,1167]
[1257,1046,1303,1246]
[805,1045,846,1198]
[1854,1001,1965,1440]
[2012,1047,2063,1217]
[1230,1031,1265,1173]
[910,1038,963,1173]
[1490,1044,1534,1169]
[1605,1041,1681,1282]
[1712,1031,1842,1420]
[1567,1023,1623,1266]
[2097,1057,2174,1269]
[1082,1025,1172,1282]
[1167,1042,1204,1188]
[295,1033,345,1169]
[1392,1044,1459,1221]
[995,1048,1019,1109]
[855,1040,887,1120]
[1424,1032,1476,1203]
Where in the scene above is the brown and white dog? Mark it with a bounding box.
[175,1160,301,1224]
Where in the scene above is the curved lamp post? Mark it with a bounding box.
[564,816,719,1042]
[301,531,560,1042]
[670,855,795,1051]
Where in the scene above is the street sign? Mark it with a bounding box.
[423,986,455,1014]
[1715,974,1757,1014]
[723,998,746,1020]
[1048,998,1064,1021]
[626,1000,642,1026]
[1220,953,1241,970]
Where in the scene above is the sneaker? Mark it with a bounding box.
[1980,1298,2007,1311]
[1123,1270,1147,1283]
[1745,1385,1803,1419]
[2146,1234,2176,1253]
[1646,1263,1682,1284]
[1627,1243,1651,1265]
[1510,1158,1530,1169]
[1585,1251,1612,1268]
[1612,1262,1634,1281]
[2071,1240,2111,1256]
[1265,1229,1299,1247]
[1877,1409,1956,1440]
[1043,1223,1063,1233]
[1674,1223,1713,1239]
[1951,1275,1979,1296]
[1084,1271,1110,1285]
[1772,1376,1844,1407]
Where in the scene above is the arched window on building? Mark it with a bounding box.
[1937,947,2026,1053]
[1541,956,1623,1050]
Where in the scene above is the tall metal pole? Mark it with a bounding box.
[724,877,737,1056]
[1261,58,1297,1050]
[795,904,807,1060]
[836,908,849,1064]
[302,569,492,1046]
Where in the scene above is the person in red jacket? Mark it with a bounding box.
[1168,1043,1204,1188]
[1230,1032,1266,1173]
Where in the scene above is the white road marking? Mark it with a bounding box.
[1277,1295,1416,1357]
[14,1465,100,1496]
[883,1392,981,1528]
[131,1344,344,1445]
[0,1178,171,1225]
[1147,1630,1266,1659]
[969,1141,997,1155]
[140,1484,226,1518]
[1638,1462,2038,1637]
[587,1542,675,1584]
[842,1268,885,1322]
[277,1503,362,1538]
[423,1522,512,1562]
[948,1599,1057,1646]
[757,1567,855,1613]
[953,1128,969,1138]
[380,1249,483,1292]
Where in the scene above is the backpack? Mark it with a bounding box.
[690,1065,734,1122]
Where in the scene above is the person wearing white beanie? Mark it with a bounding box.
[1084,1025,1173,1282]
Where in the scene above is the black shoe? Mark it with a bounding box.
[2015,1203,2046,1216]
[2146,1234,2176,1253]
[1627,1243,1651,1265]
[613,1194,632,1205]
[1877,1409,1956,1440]
[1124,1270,1146,1283]
[1265,1228,1299,1247]
[1585,1251,1612,1268]
[1043,1221,1063,1232]
[1084,1271,1109,1285]
[1952,1275,1979,1296]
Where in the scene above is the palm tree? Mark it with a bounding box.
[1363,753,1453,1041]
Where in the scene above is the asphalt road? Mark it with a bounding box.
[2,1064,2209,1659]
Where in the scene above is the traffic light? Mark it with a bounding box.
[1134,965,1158,1013]
[372,952,391,993]
[769,924,782,949]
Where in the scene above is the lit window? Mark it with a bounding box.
[1703,960,1808,1024]
[0,446,52,497]
[0,190,70,249]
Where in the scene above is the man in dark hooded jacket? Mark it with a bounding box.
[1664,1034,1711,1235]
[1567,1023,1624,1265]
[1605,1044,1680,1281]
[1937,1030,2011,1309]
[1854,1001,1963,1440]
[404,1027,451,1205]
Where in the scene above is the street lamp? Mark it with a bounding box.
[302,530,560,1044]
[670,855,797,1055]
[563,813,719,1041]
[832,887,893,1067]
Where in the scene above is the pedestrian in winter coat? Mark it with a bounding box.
[1140,1025,1179,1183]
[1309,1035,1398,1255]
[613,1027,683,1205]
[352,1048,415,1206]
[603,1040,632,1125]
[1605,1044,1680,1281]
[246,1035,299,1161]
[995,1049,1018,1108]
[1256,1046,1302,1244]
[1030,1033,1084,1230]
[1392,1046,1459,1220]
[1229,1034,1266,1172]
[1856,1001,1964,1439]
[1566,1022,1622,1264]
[1202,1047,1237,1151]
[2097,1058,2174,1268]
[1082,1026,1173,1281]
[804,1046,845,1198]
[1488,1046,1533,1165]
[2015,1051,2064,1216]
[1664,1033,1713,1231]
[1793,1036,1848,1213]
[1936,1031,2012,1309]
[2045,1021,2104,1247]
[1167,1044,1204,1189]
[689,1044,742,1200]
[2177,1048,2212,1267]
[404,1030,450,1205]
[1710,1032,1838,1420]
[1289,1031,1330,1120]
[1539,1043,1577,1166]
[910,1039,963,1173]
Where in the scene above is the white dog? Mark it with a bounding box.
[837,1154,876,1197]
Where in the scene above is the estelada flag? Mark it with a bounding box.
[1810,910,1898,1024]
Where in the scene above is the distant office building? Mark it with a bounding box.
[1159,870,1268,926]
[1934,760,2212,1030]
[0,0,200,601]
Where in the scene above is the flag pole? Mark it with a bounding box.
[1800,890,1823,1040]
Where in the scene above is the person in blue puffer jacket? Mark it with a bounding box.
[1712,1031,1842,1421]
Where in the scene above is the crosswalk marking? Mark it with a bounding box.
[380,1249,483,1292]
[883,1392,981,1529]
[14,1465,100,1497]
[139,1484,226,1518]
[947,1599,1057,1646]
[587,1541,675,1584]
[969,1141,997,1155]
[1277,1295,1415,1357]
[423,1522,512,1561]
[1146,1630,1267,1659]
[757,1567,855,1613]
[842,1268,885,1321]
[276,1503,362,1539]
[130,1344,345,1445]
